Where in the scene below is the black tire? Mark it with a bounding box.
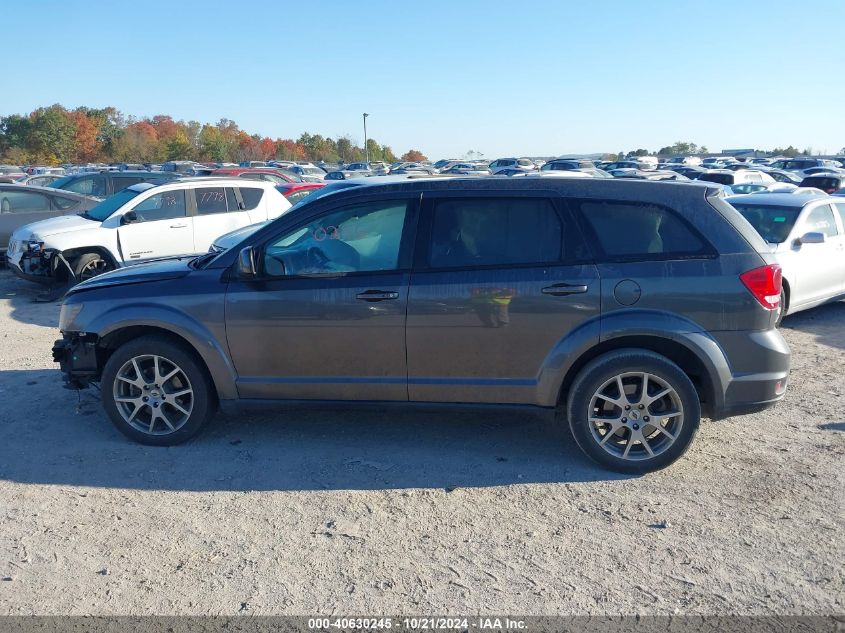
[100,335,217,446]
[72,252,112,282]
[565,349,701,474]
[775,288,787,327]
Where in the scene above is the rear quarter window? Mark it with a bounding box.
[238,187,264,210]
[574,200,713,260]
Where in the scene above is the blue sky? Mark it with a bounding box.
[2,0,843,159]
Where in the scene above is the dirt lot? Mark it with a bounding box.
[0,268,842,616]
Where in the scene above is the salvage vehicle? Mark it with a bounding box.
[727,191,845,322]
[7,179,290,283]
[0,185,100,254]
[53,178,790,474]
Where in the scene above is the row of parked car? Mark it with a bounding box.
[1,161,842,473]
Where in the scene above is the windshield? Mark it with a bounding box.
[730,203,802,244]
[86,189,141,221]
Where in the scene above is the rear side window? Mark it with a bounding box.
[575,200,712,260]
[239,187,264,210]
[195,187,229,215]
[429,197,586,268]
[51,195,79,211]
[801,177,839,191]
[698,173,733,185]
[112,176,145,191]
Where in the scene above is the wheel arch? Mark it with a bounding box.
[55,247,119,282]
[555,334,719,418]
[91,314,239,401]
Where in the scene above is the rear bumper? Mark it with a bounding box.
[708,329,790,421]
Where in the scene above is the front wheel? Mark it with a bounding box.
[101,336,217,446]
[72,252,112,282]
[565,350,701,474]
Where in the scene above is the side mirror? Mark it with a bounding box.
[237,246,257,278]
[796,231,825,245]
[122,211,138,225]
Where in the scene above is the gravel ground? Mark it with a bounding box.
[0,268,842,616]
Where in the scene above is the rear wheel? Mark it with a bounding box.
[72,252,112,281]
[101,336,217,446]
[775,288,787,327]
[565,350,701,474]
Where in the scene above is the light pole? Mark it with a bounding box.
[362,113,369,163]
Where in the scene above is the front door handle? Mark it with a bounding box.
[541,283,589,296]
[170,223,188,228]
[356,290,399,302]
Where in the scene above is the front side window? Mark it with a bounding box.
[429,198,579,268]
[576,200,710,259]
[803,204,839,238]
[263,200,409,276]
[130,190,186,222]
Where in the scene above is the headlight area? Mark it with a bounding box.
[59,303,84,331]
[52,332,100,389]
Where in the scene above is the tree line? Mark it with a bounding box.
[0,104,429,166]
[619,141,844,159]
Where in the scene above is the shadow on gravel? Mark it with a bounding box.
[781,300,845,350]
[819,421,845,432]
[0,368,625,492]
[0,268,64,329]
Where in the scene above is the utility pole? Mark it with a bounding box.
[363,113,369,163]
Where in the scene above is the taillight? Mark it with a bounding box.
[740,264,782,310]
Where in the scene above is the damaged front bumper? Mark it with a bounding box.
[7,248,74,284]
[52,334,100,389]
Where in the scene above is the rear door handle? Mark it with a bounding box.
[356,290,399,302]
[170,223,188,228]
[541,283,589,296]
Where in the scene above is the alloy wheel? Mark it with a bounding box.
[587,372,684,461]
[112,355,194,435]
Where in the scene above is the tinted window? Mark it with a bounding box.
[226,187,240,211]
[239,187,264,210]
[0,190,51,213]
[801,177,840,191]
[131,190,187,222]
[112,176,145,192]
[698,173,734,185]
[577,200,709,259]
[195,187,229,215]
[804,204,838,238]
[429,198,574,268]
[263,200,409,276]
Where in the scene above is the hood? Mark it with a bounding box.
[67,257,193,295]
[213,221,268,251]
[19,213,100,239]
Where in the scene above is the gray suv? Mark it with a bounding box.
[53,178,790,473]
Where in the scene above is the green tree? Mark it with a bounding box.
[28,105,77,163]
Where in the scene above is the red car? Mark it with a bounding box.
[276,182,324,204]
[211,167,300,184]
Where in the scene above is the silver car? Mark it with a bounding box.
[727,192,845,322]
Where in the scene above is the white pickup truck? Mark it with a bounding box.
[7,178,291,283]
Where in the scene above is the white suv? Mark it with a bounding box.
[7,178,290,283]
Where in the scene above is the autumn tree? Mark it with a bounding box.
[401,149,427,162]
